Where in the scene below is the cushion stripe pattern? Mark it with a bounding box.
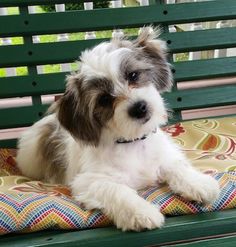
[0,172,235,234]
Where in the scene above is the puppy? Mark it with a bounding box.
[17,27,220,231]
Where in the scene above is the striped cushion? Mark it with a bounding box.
[1,117,236,235]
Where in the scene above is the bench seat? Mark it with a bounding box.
[0,0,236,246]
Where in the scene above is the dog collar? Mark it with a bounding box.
[115,128,157,144]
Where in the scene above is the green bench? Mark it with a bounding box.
[1,0,236,246]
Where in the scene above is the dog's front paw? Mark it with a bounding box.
[178,174,220,204]
[115,202,164,232]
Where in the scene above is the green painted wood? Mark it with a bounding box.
[0,39,108,68]
[1,1,236,37]
[166,27,236,53]
[19,5,43,108]
[173,56,236,82]
[1,210,236,247]
[164,85,236,111]
[162,0,236,25]
[0,139,17,148]
[164,235,236,247]
[158,0,182,122]
[0,6,161,37]
[2,26,236,67]
[0,73,66,98]
[0,104,48,129]
[0,0,92,7]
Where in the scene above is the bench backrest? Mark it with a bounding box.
[1,0,236,148]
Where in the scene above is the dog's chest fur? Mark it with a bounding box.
[66,135,162,190]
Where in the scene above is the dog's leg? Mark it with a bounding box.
[160,149,220,204]
[71,173,164,231]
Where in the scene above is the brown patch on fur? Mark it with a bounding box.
[141,43,172,92]
[120,50,171,92]
[55,75,115,146]
[57,88,102,146]
[118,27,173,92]
[84,77,113,93]
[135,28,173,92]
[38,122,66,184]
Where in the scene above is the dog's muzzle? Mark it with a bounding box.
[128,100,150,123]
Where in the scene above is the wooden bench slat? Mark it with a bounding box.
[0,139,17,148]
[0,73,66,98]
[0,104,48,129]
[164,0,236,24]
[166,235,236,247]
[2,26,236,67]
[1,1,236,37]
[0,0,89,7]
[1,210,236,247]
[0,39,106,67]
[164,84,236,110]
[167,27,236,53]
[174,56,236,81]
[2,6,164,37]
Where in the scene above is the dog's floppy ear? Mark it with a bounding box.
[134,26,173,92]
[55,74,102,146]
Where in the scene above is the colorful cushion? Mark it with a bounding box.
[0,117,236,235]
[162,117,236,173]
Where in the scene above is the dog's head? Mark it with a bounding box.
[55,27,173,146]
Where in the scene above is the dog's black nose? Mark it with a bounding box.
[128,100,148,119]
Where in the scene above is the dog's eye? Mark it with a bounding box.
[127,71,139,84]
[98,94,114,107]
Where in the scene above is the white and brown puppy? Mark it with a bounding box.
[17,27,220,231]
